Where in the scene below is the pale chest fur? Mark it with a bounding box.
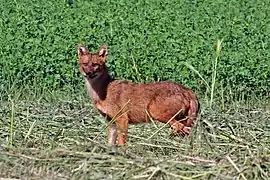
[85,79,108,114]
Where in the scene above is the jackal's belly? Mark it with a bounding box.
[126,107,150,124]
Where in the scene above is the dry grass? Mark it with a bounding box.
[0,94,269,179]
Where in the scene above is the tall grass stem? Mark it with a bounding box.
[210,39,223,108]
[8,96,15,147]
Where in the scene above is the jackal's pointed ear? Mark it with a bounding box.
[78,45,89,56]
[97,45,108,62]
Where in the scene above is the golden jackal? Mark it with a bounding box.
[78,44,200,145]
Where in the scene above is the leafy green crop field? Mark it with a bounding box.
[0,0,269,97]
[0,0,269,179]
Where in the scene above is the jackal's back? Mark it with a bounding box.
[101,80,199,124]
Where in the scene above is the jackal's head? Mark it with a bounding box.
[77,44,108,79]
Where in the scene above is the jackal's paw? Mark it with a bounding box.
[170,122,185,137]
[182,126,191,136]
[170,126,191,137]
[170,129,185,137]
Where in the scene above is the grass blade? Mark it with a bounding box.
[210,39,223,108]
[24,120,37,142]
[182,62,210,90]
[226,155,248,180]
[8,96,15,147]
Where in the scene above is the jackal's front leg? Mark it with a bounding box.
[115,118,129,145]
[108,123,117,146]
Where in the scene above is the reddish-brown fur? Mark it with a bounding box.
[78,44,200,145]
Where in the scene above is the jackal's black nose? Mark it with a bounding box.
[86,72,92,76]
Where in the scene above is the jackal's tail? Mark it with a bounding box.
[186,95,200,128]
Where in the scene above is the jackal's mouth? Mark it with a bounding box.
[84,72,97,79]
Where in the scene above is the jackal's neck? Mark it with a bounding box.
[85,68,113,102]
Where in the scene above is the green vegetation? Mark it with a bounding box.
[1,0,269,97]
[0,0,269,179]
